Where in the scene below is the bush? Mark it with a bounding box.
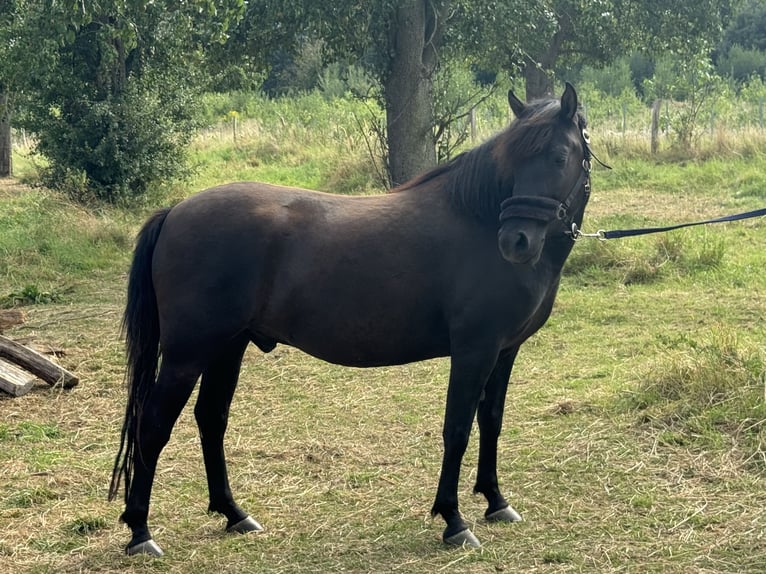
[717,45,766,84]
[27,76,199,204]
[580,58,634,98]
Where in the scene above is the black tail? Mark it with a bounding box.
[108,208,171,503]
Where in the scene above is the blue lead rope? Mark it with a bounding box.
[571,207,766,241]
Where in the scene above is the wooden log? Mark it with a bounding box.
[0,335,79,388]
[0,309,26,333]
[0,358,36,397]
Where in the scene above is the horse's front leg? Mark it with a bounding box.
[431,347,498,548]
[473,348,523,523]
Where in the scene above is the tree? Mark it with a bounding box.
[225,0,738,186]
[720,0,766,52]
[715,0,766,83]
[0,91,9,177]
[8,0,243,201]
[225,0,450,185]
[0,0,27,177]
[507,0,737,100]
[382,1,448,185]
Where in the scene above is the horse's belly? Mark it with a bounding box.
[257,297,451,367]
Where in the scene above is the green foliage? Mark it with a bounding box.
[721,0,766,52]
[717,44,766,83]
[8,0,242,203]
[317,63,376,100]
[577,80,645,133]
[27,76,200,203]
[628,51,655,95]
[432,63,501,162]
[580,59,635,97]
[190,92,386,195]
[0,284,62,307]
[262,38,326,96]
[643,51,731,149]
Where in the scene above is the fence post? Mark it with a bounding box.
[760,97,764,130]
[622,102,627,134]
[470,107,477,143]
[651,99,661,155]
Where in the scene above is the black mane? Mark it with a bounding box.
[394,98,585,223]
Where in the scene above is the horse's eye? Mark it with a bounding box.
[554,154,567,166]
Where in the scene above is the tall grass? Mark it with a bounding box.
[0,183,135,306]
[621,328,766,468]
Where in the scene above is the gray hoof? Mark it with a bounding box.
[126,538,164,557]
[227,515,264,534]
[486,505,522,523]
[444,528,481,548]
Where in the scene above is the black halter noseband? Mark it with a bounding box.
[498,127,596,237]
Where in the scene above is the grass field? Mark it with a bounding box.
[1,119,765,573]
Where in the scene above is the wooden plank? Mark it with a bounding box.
[0,335,79,388]
[0,357,36,397]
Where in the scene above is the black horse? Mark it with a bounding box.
[109,83,595,555]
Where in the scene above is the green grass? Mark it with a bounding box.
[1,110,766,573]
[0,181,135,306]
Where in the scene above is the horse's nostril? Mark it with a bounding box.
[515,232,530,252]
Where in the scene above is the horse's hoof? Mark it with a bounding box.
[486,505,522,523]
[227,515,264,534]
[125,538,164,557]
[444,528,481,548]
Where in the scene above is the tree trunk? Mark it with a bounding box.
[522,28,566,102]
[383,0,445,187]
[0,91,12,178]
[523,63,554,102]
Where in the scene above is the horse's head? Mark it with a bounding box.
[496,83,591,265]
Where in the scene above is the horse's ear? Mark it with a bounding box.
[560,82,578,121]
[508,90,527,118]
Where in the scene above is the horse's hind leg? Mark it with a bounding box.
[473,348,522,523]
[121,358,201,556]
[194,335,262,534]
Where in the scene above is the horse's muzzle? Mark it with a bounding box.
[497,219,546,265]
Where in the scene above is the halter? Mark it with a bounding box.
[498,127,596,238]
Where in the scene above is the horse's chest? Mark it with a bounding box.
[492,269,561,342]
